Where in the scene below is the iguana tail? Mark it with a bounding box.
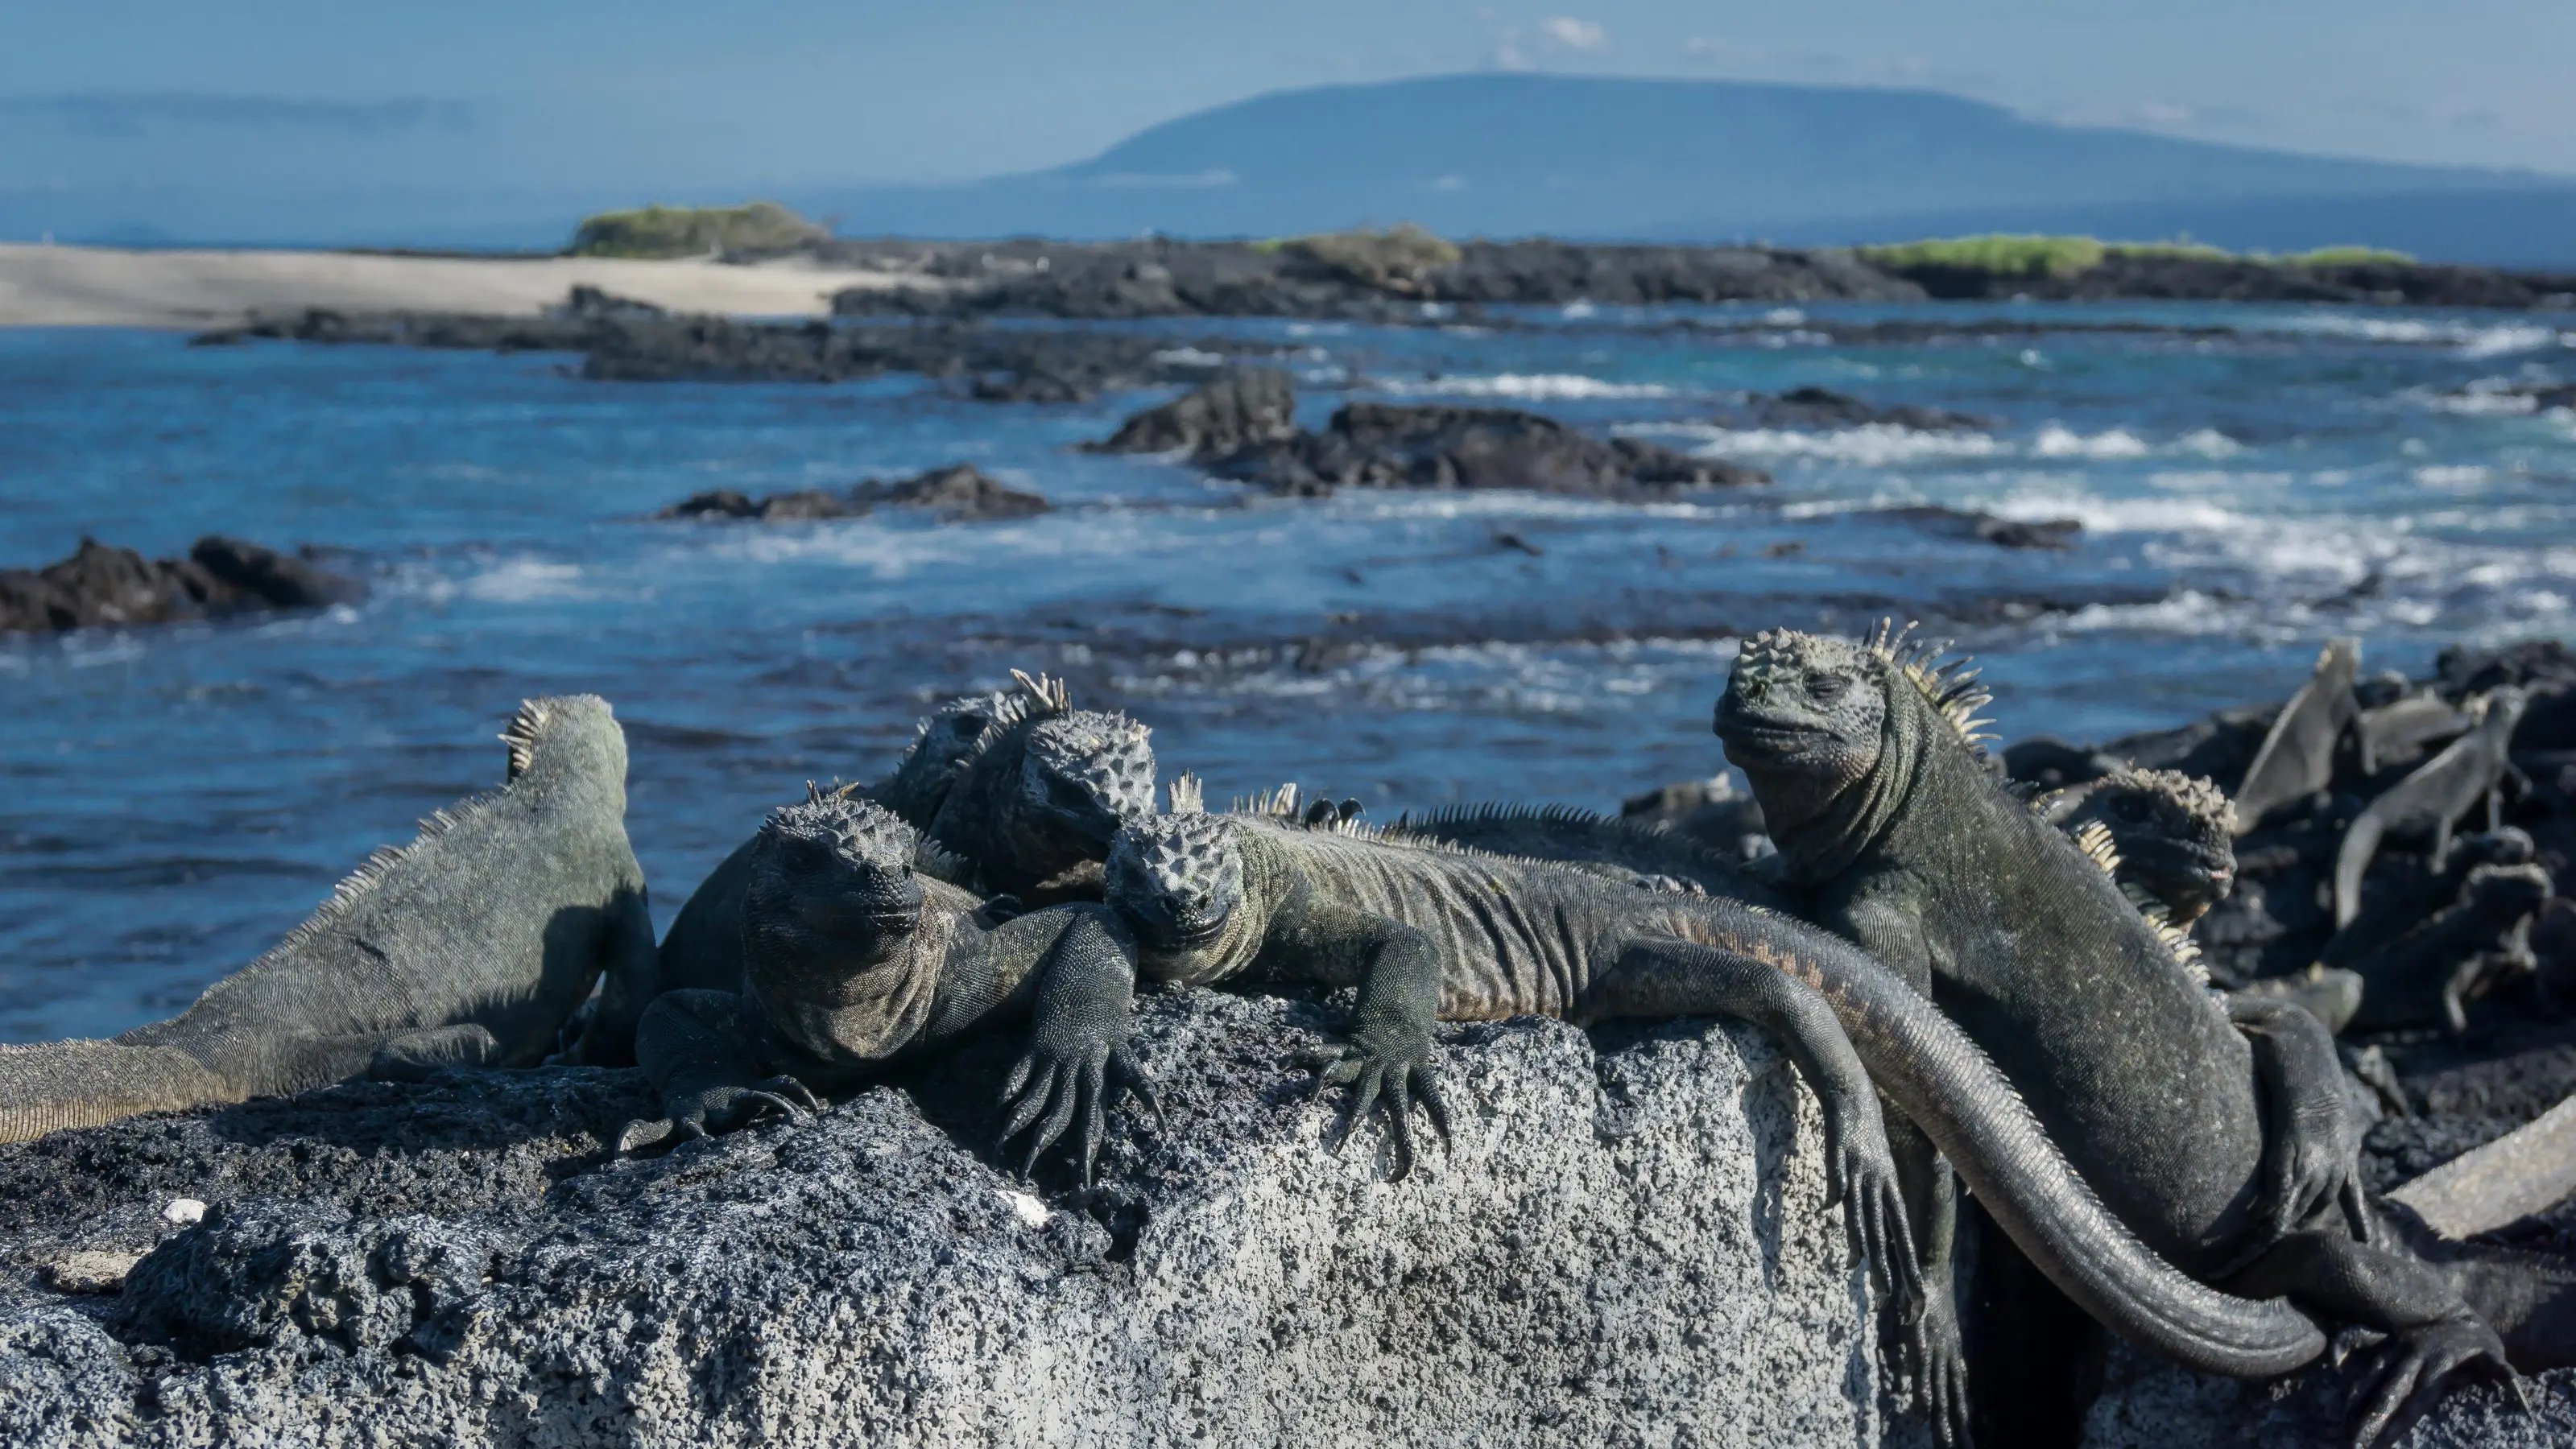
[0,1037,238,1145]
[1747,925,2330,1377]
[2332,807,2388,930]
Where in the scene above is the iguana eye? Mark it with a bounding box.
[1805,672,1847,702]
[2111,795,2146,820]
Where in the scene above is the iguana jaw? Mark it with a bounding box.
[1105,813,1253,985]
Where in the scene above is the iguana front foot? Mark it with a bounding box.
[615,1075,823,1156]
[1312,1025,1453,1182]
[2347,1316,2512,1449]
[998,1038,1160,1184]
[1821,1105,1921,1307]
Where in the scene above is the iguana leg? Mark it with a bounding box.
[1582,935,1921,1309]
[1273,898,1452,1181]
[2227,993,2370,1249]
[623,989,822,1154]
[1830,896,1970,1443]
[1887,1112,1970,1449]
[563,885,659,1068]
[2222,1232,2512,1447]
[998,910,1160,1184]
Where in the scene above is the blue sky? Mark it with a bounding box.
[2,0,2568,203]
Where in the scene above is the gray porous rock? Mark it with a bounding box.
[2081,1340,2576,1449]
[0,990,1911,1448]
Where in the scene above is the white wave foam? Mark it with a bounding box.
[461,559,589,602]
[1639,423,2007,466]
[2032,425,2151,460]
[1149,347,1227,368]
[2268,313,2574,357]
[2413,464,2492,488]
[1379,373,1677,401]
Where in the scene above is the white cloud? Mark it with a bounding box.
[1539,17,1607,52]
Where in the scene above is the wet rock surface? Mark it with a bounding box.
[1082,368,1299,459]
[1201,401,1769,498]
[0,990,1905,1448]
[1723,386,1996,433]
[659,464,1049,524]
[0,536,362,636]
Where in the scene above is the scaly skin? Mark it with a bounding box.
[1103,798,2328,1430]
[2334,688,2530,928]
[2041,766,2237,927]
[2235,638,2363,835]
[920,673,1157,904]
[0,696,658,1144]
[1381,797,1788,903]
[660,675,1156,997]
[1718,625,2508,1447]
[627,791,1154,1181]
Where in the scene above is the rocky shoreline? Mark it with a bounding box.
[805,235,2576,320]
[0,537,362,637]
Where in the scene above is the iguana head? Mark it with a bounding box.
[742,791,934,1060]
[1714,625,1992,877]
[1016,711,1157,852]
[875,691,1014,824]
[501,695,627,800]
[1105,806,1249,983]
[2058,767,2238,925]
[1713,630,1894,804]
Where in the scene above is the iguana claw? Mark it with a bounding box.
[999,1042,1159,1185]
[2347,1317,2512,1449]
[1313,1029,1449,1181]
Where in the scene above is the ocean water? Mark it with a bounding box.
[3,302,2573,1042]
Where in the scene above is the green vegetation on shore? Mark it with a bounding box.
[1254,224,1462,287]
[1859,233,2415,279]
[567,202,827,259]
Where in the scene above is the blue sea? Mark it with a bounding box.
[4,302,2573,1042]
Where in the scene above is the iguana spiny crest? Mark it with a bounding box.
[287,694,625,952]
[2042,766,2238,928]
[1022,712,1156,826]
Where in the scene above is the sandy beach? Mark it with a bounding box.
[0,242,920,328]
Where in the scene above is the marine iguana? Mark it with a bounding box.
[2333,687,2531,928]
[1715,625,2509,1445]
[2338,863,2553,1033]
[626,790,1155,1180]
[2040,766,2237,927]
[921,672,1157,903]
[2234,638,2363,834]
[659,675,1153,997]
[1100,780,2333,1422]
[656,687,1013,997]
[0,696,659,1144]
